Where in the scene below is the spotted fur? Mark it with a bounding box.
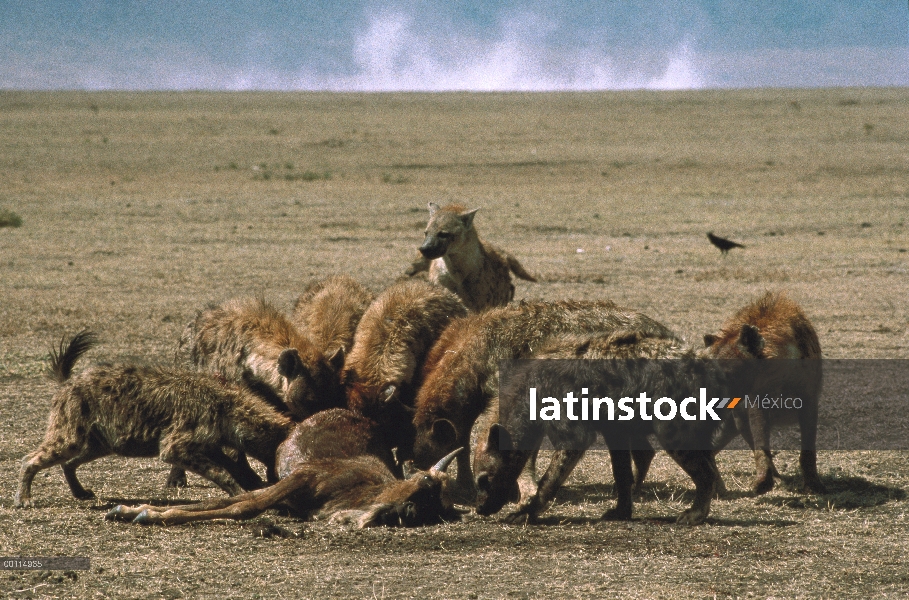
[407,202,536,312]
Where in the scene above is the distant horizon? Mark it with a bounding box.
[3,85,908,93]
[3,1,907,92]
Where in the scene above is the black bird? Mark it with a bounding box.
[707,232,745,255]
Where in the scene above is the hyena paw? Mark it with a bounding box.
[73,488,96,500]
[802,475,827,495]
[165,473,188,488]
[676,507,709,525]
[501,508,537,525]
[601,505,632,521]
[502,498,541,525]
[751,474,774,496]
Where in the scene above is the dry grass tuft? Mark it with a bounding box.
[0,207,22,228]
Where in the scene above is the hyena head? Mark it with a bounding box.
[702,292,818,361]
[701,324,766,359]
[418,202,479,260]
[473,424,523,516]
[278,347,345,420]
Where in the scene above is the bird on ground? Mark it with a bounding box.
[707,232,745,255]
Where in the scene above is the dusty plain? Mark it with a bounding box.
[1,89,908,598]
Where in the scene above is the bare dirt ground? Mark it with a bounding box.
[1,89,908,598]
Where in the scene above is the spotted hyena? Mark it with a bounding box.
[405,202,536,312]
[411,300,678,497]
[15,331,294,508]
[701,291,824,494]
[342,280,467,454]
[171,297,345,488]
[472,328,728,525]
[292,275,375,360]
[178,297,345,421]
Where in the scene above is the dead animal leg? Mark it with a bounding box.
[116,469,312,526]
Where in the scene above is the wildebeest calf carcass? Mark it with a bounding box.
[106,408,463,528]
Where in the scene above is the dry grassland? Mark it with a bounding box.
[1,89,908,598]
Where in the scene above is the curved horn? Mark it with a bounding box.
[430,447,463,474]
[382,384,397,402]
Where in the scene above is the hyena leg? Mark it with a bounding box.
[746,407,775,495]
[798,401,825,494]
[166,452,264,491]
[503,448,588,524]
[208,450,264,492]
[61,440,113,500]
[517,441,543,503]
[706,417,742,496]
[159,438,245,497]
[165,467,188,488]
[126,469,312,526]
[603,448,634,521]
[15,437,91,508]
[665,449,718,525]
[631,441,656,494]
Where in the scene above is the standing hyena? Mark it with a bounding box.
[473,328,729,525]
[411,300,678,497]
[15,331,294,508]
[292,275,375,360]
[701,291,825,494]
[405,202,536,312]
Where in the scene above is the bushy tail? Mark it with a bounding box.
[506,253,537,282]
[47,330,98,382]
[404,253,431,277]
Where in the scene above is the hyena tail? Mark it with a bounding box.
[47,330,98,383]
[506,253,537,282]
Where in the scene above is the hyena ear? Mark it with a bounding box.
[430,419,458,448]
[737,324,765,357]
[703,333,719,348]
[277,348,304,380]
[327,346,345,372]
[459,207,479,229]
[487,423,514,453]
[428,201,441,216]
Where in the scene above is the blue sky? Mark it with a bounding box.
[2,1,907,90]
